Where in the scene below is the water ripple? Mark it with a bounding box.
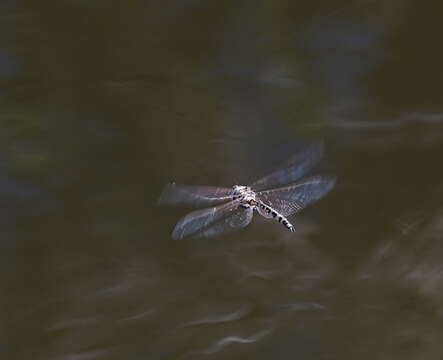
[182,305,251,327]
[192,328,272,355]
[46,317,100,332]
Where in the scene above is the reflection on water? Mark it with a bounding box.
[2,1,443,360]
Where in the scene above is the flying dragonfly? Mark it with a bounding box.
[158,142,335,240]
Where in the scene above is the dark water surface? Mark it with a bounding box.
[2,1,443,359]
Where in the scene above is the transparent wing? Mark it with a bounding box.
[251,141,324,191]
[194,207,253,239]
[171,200,241,240]
[158,182,234,207]
[257,176,336,217]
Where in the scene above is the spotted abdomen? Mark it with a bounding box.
[256,201,295,232]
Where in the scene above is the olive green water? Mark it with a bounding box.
[2,1,443,359]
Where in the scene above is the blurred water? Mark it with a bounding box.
[2,1,443,359]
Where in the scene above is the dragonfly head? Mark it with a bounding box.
[233,185,256,203]
[233,185,249,192]
[233,185,254,195]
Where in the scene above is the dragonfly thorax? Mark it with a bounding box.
[232,185,259,208]
[232,185,256,200]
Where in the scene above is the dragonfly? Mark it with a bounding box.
[158,142,335,240]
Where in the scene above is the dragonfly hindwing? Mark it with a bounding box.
[194,207,253,239]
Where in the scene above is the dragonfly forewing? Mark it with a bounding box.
[158,182,235,207]
[251,141,324,191]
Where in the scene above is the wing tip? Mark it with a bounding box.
[171,224,185,240]
[157,181,177,205]
[316,175,337,195]
[325,174,337,186]
[313,139,325,155]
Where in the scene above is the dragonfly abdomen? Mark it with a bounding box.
[256,201,295,232]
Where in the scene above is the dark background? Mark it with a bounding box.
[2,1,443,359]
